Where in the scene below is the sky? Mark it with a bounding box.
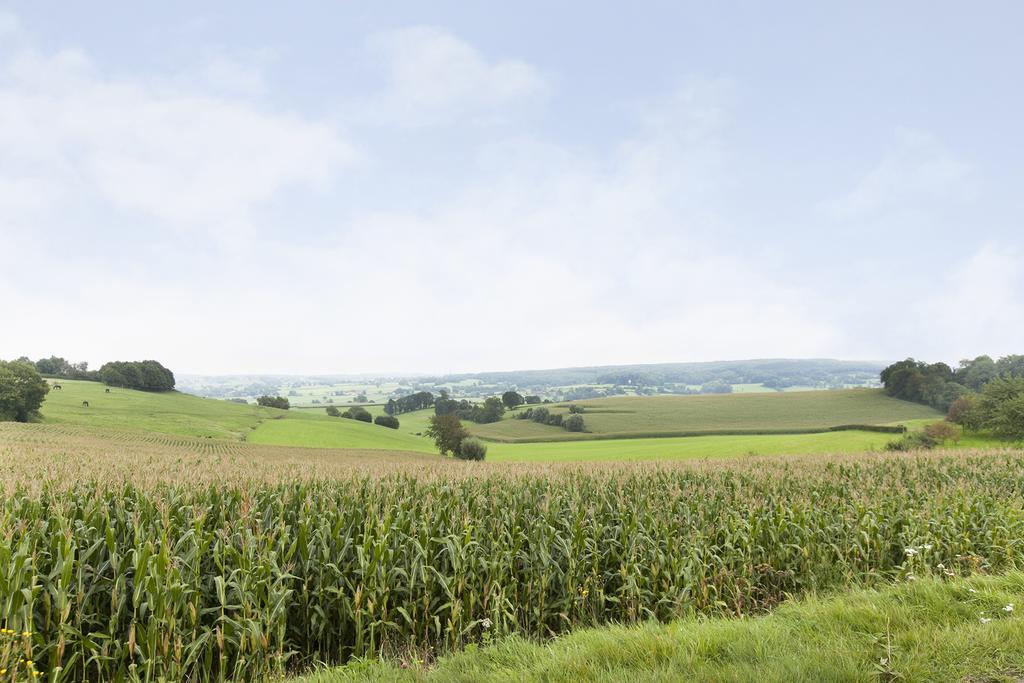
[1,2,1022,375]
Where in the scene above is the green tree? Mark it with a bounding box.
[0,359,50,422]
[955,356,999,391]
[946,394,984,431]
[374,415,400,429]
[425,414,469,456]
[979,377,1024,440]
[341,406,372,422]
[501,391,524,410]
[325,405,341,417]
[257,395,290,409]
[564,413,586,432]
[477,397,505,423]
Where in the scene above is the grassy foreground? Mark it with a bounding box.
[301,572,1024,682]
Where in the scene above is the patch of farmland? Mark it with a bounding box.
[470,389,941,442]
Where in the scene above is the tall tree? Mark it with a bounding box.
[425,414,469,456]
[501,390,524,410]
[0,359,50,422]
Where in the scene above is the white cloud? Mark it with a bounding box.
[822,128,974,220]
[5,16,1012,375]
[358,26,548,126]
[0,42,354,233]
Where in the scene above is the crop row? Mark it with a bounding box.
[1,452,1023,681]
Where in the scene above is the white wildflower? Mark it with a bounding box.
[1004,604,1014,613]
[980,617,992,624]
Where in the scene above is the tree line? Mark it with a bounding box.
[514,406,586,432]
[98,361,176,391]
[881,355,1024,441]
[383,391,435,416]
[12,355,177,392]
[881,355,1023,411]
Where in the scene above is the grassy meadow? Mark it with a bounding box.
[33,382,982,464]
[39,379,272,440]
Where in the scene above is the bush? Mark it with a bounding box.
[530,407,550,424]
[924,421,960,444]
[342,407,373,423]
[885,432,938,452]
[325,406,341,417]
[524,395,541,404]
[564,414,586,432]
[947,394,984,431]
[546,413,563,427]
[257,395,290,410]
[0,360,50,422]
[374,415,400,429]
[568,404,584,414]
[456,437,487,461]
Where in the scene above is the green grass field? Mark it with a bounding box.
[302,572,1024,682]
[34,381,981,463]
[39,379,274,440]
[469,389,941,442]
[248,410,436,452]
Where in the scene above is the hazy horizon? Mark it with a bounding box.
[3,2,1022,374]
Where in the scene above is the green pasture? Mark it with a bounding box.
[33,381,992,464]
[38,379,272,440]
[248,410,435,452]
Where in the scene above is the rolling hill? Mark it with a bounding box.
[467,389,942,442]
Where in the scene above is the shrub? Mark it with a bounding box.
[524,395,541,404]
[924,421,960,444]
[325,406,341,417]
[374,415,400,429]
[546,413,563,427]
[456,437,487,461]
[947,394,984,431]
[530,407,550,424]
[564,414,586,432]
[568,404,584,414]
[885,432,938,452]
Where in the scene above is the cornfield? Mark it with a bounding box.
[1,423,1023,681]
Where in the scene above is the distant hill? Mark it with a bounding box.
[422,358,884,391]
[178,358,885,402]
